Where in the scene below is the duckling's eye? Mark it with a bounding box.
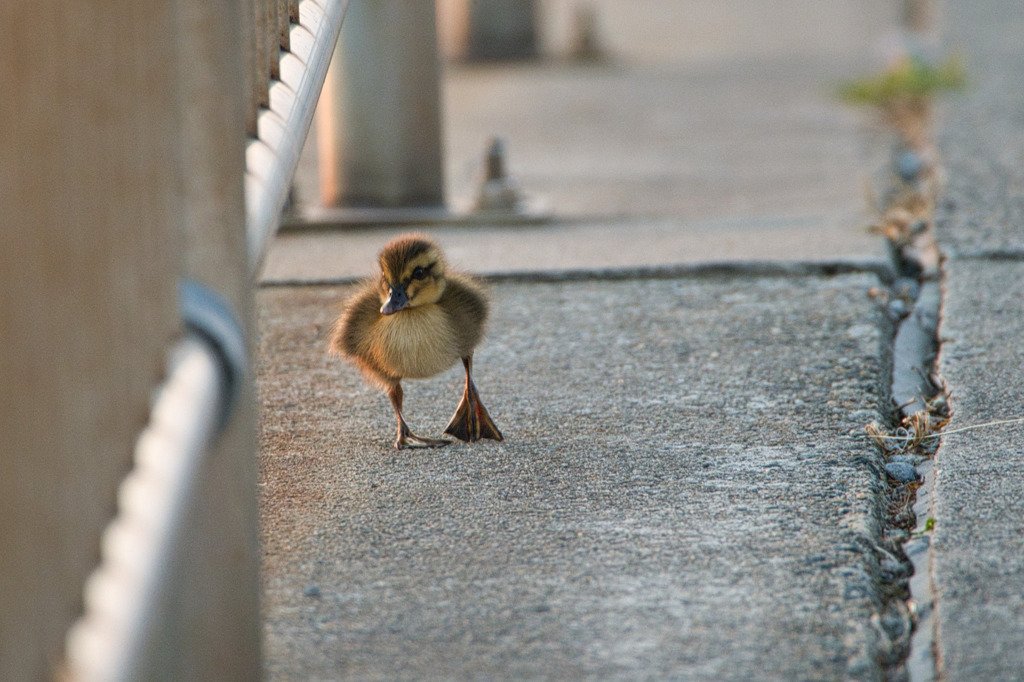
[411,266,427,280]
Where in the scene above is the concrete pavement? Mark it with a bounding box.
[258,275,897,680]
[255,0,1024,679]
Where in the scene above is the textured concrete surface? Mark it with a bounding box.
[932,262,1024,679]
[257,274,895,680]
[933,0,1024,260]
[928,1,1024,678]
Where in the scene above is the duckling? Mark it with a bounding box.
[329,233,504,449]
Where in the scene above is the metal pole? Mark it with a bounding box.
[466,0,538,61]
[317,0,445,208]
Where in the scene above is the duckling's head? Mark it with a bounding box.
[377,234,447,315]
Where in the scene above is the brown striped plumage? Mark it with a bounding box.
[329,233,503,449]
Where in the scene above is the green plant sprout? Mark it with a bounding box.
[911,517,936,537]
[839,54,966,108]
[839,54,967,150]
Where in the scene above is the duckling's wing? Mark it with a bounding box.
[439,274,489,356]
[329,281,402,387]
[329,281,381,359]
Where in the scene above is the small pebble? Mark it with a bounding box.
[889,454,925,466]
[302,585,321,599]
[885,461,920,483]
[893,277,920,302]
[881,606,908,636]
[887,299,908,320]
[896,151,924,183]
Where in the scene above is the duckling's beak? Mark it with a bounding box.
[381,284,408,315]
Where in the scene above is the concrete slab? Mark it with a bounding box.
[923,2,1024,678]
[934,0,1024,258]
[437,56,885,222]
[271,1,896,284]
[257,272,895,680]
[932,261,1024,679]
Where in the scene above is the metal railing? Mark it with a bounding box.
[64,338,228,682]
[246,0,349,272]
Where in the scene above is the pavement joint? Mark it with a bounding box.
[944,248,1024,262]
[860,142,950,682]
[259,257,896,290]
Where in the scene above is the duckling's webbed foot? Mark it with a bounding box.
[396,421,450,450]
[444,356,504,443]
[389,382,450,450]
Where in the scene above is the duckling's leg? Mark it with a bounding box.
[444,356,504,442]
[388,382,450,450]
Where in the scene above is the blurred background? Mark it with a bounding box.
[292,0,897,222]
